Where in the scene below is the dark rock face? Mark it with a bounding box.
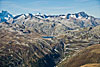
[66,13,71,19]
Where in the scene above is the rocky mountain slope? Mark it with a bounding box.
[0,11,100,35]
[57,44,100,67]
[0,10,100,67]
[0,25,100,67]
[0,28,65,67]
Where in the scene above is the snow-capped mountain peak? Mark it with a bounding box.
[0,10,13,23]
[66,12,89,19]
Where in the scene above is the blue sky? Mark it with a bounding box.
[0,0,100,17]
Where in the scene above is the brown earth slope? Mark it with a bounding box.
[58,44,100,67]
[80,63,100,67]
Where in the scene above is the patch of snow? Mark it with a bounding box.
[13,15,16,17]
[8,15,10,18]
[25,13,29,16]
[17,14,25,19]
[36,13,43,16]
[70,14,76,18]
[67,44,71,46]
[70,14,73,17]
[73,15,76,18]
[88,17,91,19]
[60,16,66,18]
[4,17,9,20]
[78,16,82,19]
[0,11,2,13]
[54,49,59,52]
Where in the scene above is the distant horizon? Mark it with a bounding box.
[0,0,100,18]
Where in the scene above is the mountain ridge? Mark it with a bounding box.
[0,10,100,35]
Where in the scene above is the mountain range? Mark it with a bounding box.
[0,10,100,67]
[0,10,100,35]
